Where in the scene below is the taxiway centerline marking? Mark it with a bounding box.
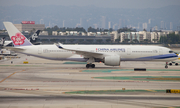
[0,70,25,83]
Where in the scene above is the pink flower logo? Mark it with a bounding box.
[11,33,26,45]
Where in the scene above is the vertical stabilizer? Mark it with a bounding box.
[29,30,41,42]
[3,22,33,47]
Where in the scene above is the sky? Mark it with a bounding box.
[1,0,180,9]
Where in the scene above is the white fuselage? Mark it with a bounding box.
[16,44,179,62]
[4,21,179,68]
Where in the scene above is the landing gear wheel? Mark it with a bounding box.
[165,62,168,69]
[175,63,179,66]
[169,63,172,66]
[86,64,90,68]
[91,64,95,68]
[165,65,168,68]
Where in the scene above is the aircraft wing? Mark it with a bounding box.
[57,44,104,59]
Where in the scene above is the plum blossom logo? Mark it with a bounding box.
[11,33,26,45]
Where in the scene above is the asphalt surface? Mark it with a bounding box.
[0,54,180,108]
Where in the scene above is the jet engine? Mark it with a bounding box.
[104,55,121,66]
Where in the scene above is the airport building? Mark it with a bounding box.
[120,32,143,43]
[38,35,112,44]
[119,31,174,43]
[14,21,45,33]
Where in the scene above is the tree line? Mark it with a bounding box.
[160,33,180,44]
[43,26,180,44]
[44,25,137,35]
[44,25,86,35]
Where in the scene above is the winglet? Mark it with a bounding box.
[56,43,63,49]
[58,45,63,49]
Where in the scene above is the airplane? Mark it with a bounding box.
[3,22,180,68]
[0,37,5,47]
[1,30,41,47]
[4,40,12,46]
[28,30,41,45]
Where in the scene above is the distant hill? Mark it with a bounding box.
[0,5,180,31]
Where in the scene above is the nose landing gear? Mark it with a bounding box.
[165,62,168,69]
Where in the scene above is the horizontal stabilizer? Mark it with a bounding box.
[5,47,25,52]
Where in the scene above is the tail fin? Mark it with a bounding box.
[29,30,41,42]
[3,22,33,47]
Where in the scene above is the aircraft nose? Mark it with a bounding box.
[178,54,180,58]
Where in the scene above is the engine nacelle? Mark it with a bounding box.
[104,55,121,66]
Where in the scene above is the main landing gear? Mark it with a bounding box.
[86,64,95,68]
[165,62,179,68]
[86,58,95,68]
[169,61,179,66]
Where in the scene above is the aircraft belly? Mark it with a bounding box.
[121,54,178,62]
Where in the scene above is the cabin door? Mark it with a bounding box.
[159,48,163,55]
[127,48,131,55]
[38,47,42,54]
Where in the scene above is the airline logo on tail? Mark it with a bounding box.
[11,33,26,45]
[31,33,38,41]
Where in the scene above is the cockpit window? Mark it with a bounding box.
[174,52,178,55]
[169,51,174,53]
